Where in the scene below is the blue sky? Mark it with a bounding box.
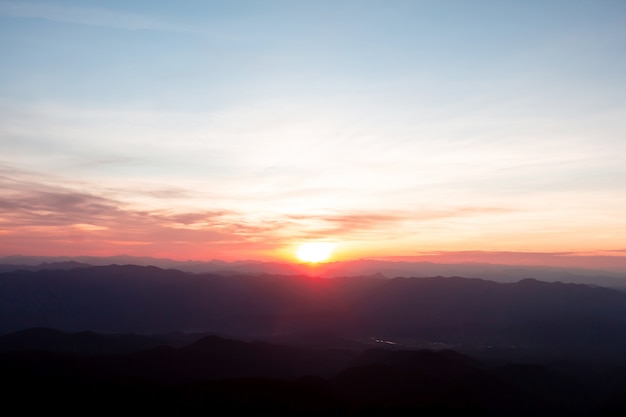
[1,0,625,260]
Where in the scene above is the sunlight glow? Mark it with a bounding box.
[296,242,335,263]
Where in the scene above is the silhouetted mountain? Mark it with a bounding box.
[356,277,626,359]
[350,347,480,375]
[2,260,626,415]
[2,265,626,364]
[3,254,626,286]
[0,266,353,336]
[117,334,353,382]
[322,259,626,287]
[0,260,92,273]
[2,332,623,416]
[0,327,169,355]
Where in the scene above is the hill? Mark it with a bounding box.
[2,332,625,416]
[2,265,626,363]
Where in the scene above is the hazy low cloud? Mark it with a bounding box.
[378,251,626,272]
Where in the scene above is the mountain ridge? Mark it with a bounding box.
[2,264,626,364]
[3,254,626,287]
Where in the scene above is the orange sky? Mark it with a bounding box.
[2,1,626,263]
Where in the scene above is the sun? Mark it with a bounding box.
[296,242,335,263]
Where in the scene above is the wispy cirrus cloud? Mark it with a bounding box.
[0,161,521,259]
[286,207,515,240]
[0,167,293,259]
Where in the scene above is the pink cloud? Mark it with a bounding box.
[0,171,288,259]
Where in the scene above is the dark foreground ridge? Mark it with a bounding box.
[2,329,626,416]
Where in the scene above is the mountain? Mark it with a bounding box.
[2,332,623,416]
[354,276,626,361]
[0,265,350,335]
[3,255,626,287]
[3,262,626,415]
[0,327,169,355]
[0,261,92,273]
[2,265,626,364]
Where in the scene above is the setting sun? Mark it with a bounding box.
[296,242,335,263]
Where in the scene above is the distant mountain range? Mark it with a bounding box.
[2,254,626,287]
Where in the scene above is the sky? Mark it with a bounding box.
[1,0,626,263]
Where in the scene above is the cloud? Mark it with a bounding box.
[0,160,519,259]
[285,207,515,240]
[0,168,285,258]
[161,211,234,226]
